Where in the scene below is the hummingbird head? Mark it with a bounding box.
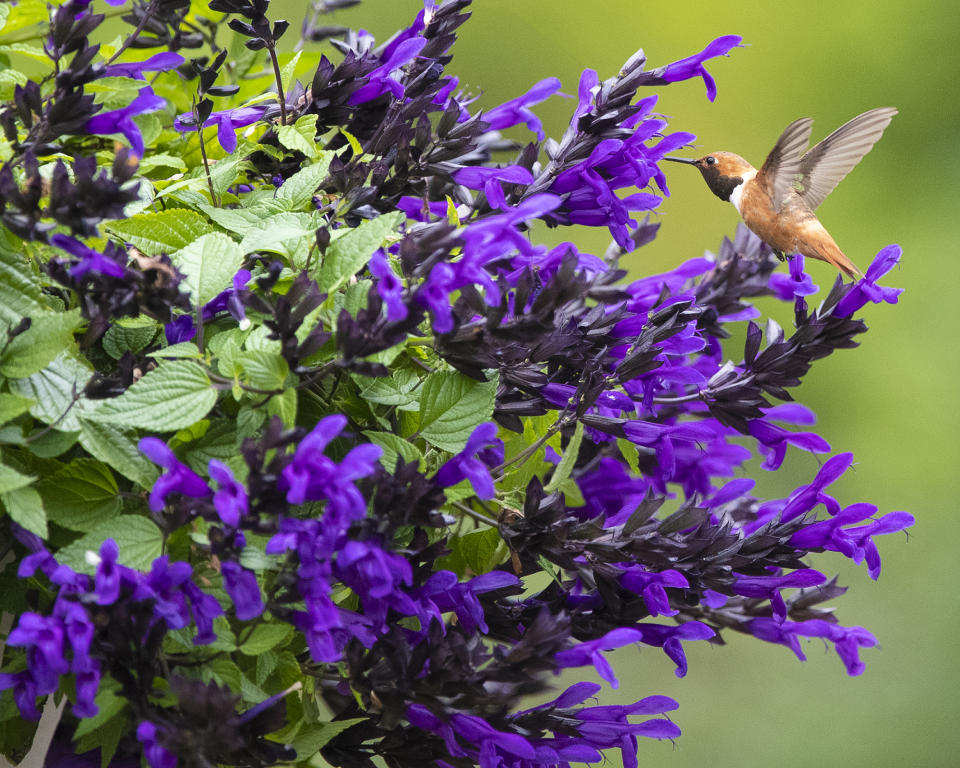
[663,151,756,203]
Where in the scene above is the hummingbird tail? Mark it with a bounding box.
[803,230,862,279]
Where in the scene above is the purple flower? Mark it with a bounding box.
[138,556,193,629]
[137,722,176,768]
[349,36,428,105]
[769,254,819,300]
[630,621,715,678]
[835,244,903,317]
[174,106,266,154]
[659,35,743,101]
[86,86,166,157]
[369,250,408,321]
[202,268,252,327]
[748,418,831,471]
[484,77,561,140]
[789,504,914,580]
[418,571,518,634]
[139,437,212,511]
[221,561,264,620]
[453,165,533,210]
[182,581,224,645]
[555,628,646,688]
[164,314,196,345]
[416,262,457,332]
[619,566,689,617]
[0,672,40,720]
[93,538,123,605]
[281,415,382,522]
[73,661,101,718]
[732,568,826,623]
[435,422,502,499]
[747,617,877,676]
[50,234,126,279]
[209,460,248,527]
[4,613,68,694]
[104,51,185,80]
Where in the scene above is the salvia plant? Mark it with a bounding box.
[0,0,912,766]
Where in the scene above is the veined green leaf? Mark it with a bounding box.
[9,352,96,432]
[0,309,82,378]
[316,211,402,293]
[55,515,163,575]
[77,419,158,489]
[171,232,244,307]
[36,459,121,533]
[1,485,46,538]
[105,209,216,256]
[90,360,218,432]
[418,370,498,453]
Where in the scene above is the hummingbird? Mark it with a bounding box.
[664,107,897,278]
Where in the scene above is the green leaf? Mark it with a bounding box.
[358,368,421,410]
[1,485,45,537]
[36,459,121,532]
[26,428,79,458]
[292,719,366,761]
[545,420,584,493]
[106,209,217,256]
[418,370,498,453]
[182,421,238,474]
[0,228,45,324]
[275,155,334,211]
[199,204,268,235]
[102,320,158,360]
[362,430,424,471]
[171,232,244,307]
[0,309,81,378]
[73,708,127,768]
[0,0,48,39]
[279,50,302,94]
[91,360,218,432]
[238,212,318,265]
[240,349,289,390]
[239,623,293,656]
[316,211,403,293]
[77,419,159,489]
[0,67,26,100]
[73,684,126,740]
[455,527,503,575]
[0,392,35,425]
[55,515,163,574]
[9,352,96,432]
[137,153,187,174]
[276,114,319,160]
[147,341,202,359]
[266,386,297,427]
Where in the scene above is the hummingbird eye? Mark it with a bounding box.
[705,156,717,166]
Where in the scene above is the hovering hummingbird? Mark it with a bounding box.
[664,107,897,278]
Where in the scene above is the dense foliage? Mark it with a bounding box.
[0,1,911,766]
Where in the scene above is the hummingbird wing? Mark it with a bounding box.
[797,107,898,210]
[759,117,813,212]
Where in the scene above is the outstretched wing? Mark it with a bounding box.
[760,117,813,211]
[797,107,898,210]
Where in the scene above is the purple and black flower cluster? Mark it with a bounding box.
[0,0,911,767]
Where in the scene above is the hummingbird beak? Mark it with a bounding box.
[662,156,698,165]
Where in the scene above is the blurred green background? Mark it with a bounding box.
[277,1,958,765]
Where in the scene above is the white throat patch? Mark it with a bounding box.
[729,168,757,215]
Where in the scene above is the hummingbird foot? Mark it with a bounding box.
[773,250,786,262]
